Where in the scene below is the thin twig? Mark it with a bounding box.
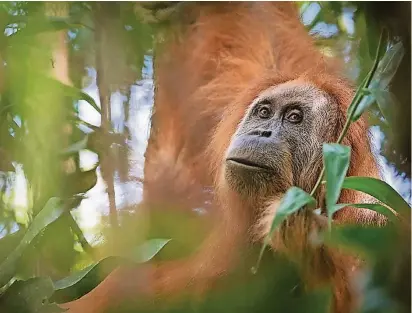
[337,32,385,143]
[310,29,385,198]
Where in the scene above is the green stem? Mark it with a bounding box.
[68,213,95,257]
[337,31,385,143]
[310,29,385,198]
[310,167,325,196]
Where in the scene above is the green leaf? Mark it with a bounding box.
[60,83,101,114]
[328,2,342,15]
[372,41,405,91]
[347,74,368,119]
[65,167,98,196]
[332,203,398,223]
[323,144,351,227]
[76,90,101,114]
[129,238,171,263]
[0,230,25,265]
[254,187,315,273]
[47,16,91,31]
[0,198,65,288]
[52,256,122,292]
[323,224,395,261]
[369,89,398,126]
[351,92,376,122]
[269,187,316,234]
[51,239,170,303]
[342,177,410,216]
[0,277,64,313]
[60,136,89,155]
[355,12,372,70]
[41,77,101,114]
[353,42,405,120]
[364,13,381,62]
[20,74,101,114]
[7,16,82,43]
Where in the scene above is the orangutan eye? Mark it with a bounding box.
[285,108,303,124]
[257,105,272,119]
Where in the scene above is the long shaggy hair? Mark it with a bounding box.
[62,3,384,313]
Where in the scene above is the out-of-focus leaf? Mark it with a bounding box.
[129,238,171,263]
[254,187,315,272]
[47,16,92,31]
[323,143,351,227]
[65,167,98,196]
[51,239,170,302]
[323,224,395,261]
[0,230,25,265]
[0,198,64,287]
[39,76,100,114]
[77,91,101,114]
[52,256,122,293]
[353,42,405,120]
[7,17,83,43]
[60,135,89,155]
[364,12,380,61]
[332,203,398,223]
[360,283,397,313]
[0,277,64,313]
[369,89,398,126]
[9,72,100,114]
[372,41,405,91]
[342,177,410,216]
[328,2,342,15]
[59,82,101,114]
[355,12,373,69]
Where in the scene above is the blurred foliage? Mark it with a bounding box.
[0,2,410,313]
[299,1,411,178]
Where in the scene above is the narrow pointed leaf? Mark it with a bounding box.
[254,187,315,273]
[0,198,64,287]
[369,89,398,126]
[323,224,395,261]
[33,75,101,114]
[332,203,398,223]
[0,277,64,313]
[342,177,410,216]
[351,93,376,121]
[66,167,98,196]
[353,42,405,120]
[268,187,316,234]
[77,90,101,114]
[63,85,101,114]
[52,256,122,292]
[323,143,351,225]
[373,41,405,91]
[51,239,170,302]
[129,238,171,263]
[61,136,89,155]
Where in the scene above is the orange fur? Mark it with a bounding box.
[62,3,383,313]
